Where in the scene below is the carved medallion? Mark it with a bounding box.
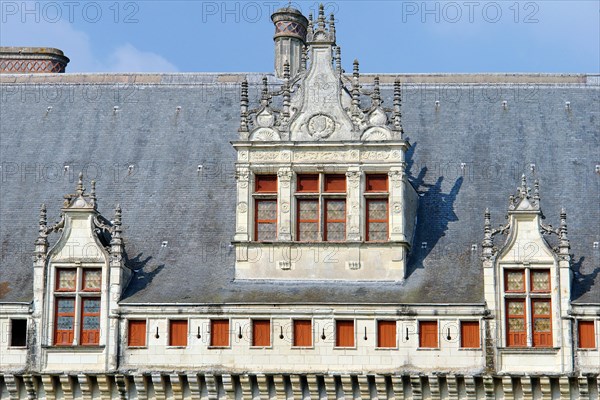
[281,202,290,213]
[307,114,335,139]
[237,202,248,213]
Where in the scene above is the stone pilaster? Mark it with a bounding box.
[388,165,407,242]
[345,167,362,241]
[234,166,251,241]
[278,167,293,241]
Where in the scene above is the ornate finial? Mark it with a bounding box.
[35,203,49,248]
[300,45,308,72]
[111,204,123,245]
[240,78,249,132]
[261,76,269,102]
[329,12,336,35]
[334,46,342,72]
[533,179,540,201]
[283,60,290,80]
[372,76,381,106]
[90,180,97,208]
[282,63,291,123]
[318,4,326,29]
[393,79,404,133]
[482,208,494,256]
[39,204,47,233]
[559,208,569,249]
[76,172,85,196]
[351,59,361,117]
[519,174,528,198]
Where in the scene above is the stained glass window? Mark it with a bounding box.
[57,269,76,291]
[505,270,525,292]
[83,270,101,291]
[531,270,550,292]
[298,200,319,241]
[325,200,345,241]
[367,200,388,241]
[256,200,277,241]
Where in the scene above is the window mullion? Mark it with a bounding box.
[525,268,533,347]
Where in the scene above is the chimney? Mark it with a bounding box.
[271,7,308,79]
[0,47,70,73]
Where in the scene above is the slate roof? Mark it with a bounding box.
[0,73,598,305]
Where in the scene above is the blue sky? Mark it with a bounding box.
[1,1,599,73]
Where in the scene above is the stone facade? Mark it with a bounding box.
[0,5,599,400]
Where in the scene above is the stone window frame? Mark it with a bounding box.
[52,266,102,347]
[294,173,347,242]
[253,174,279,242]
[503,267,553,348]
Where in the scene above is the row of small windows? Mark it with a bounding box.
[126,319,483,349]
[254,173,389,242]
[5,318,597,350]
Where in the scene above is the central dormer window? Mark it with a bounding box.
[296,174,346,241]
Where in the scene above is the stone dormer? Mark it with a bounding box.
[232,6,418,281]
[31,174,128,372]
[482,176,573,374]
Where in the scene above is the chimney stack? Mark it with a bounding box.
[271,7,308,79]
[0,47,69,73]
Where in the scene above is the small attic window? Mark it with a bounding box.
[10,319,27,347]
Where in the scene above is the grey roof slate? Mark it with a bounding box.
[0,73,598,305]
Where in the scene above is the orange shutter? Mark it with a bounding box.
[252,320,271,347]
[460,321,480,348]
[336,320,355,347]
[169,320,188,346]
[128,320,147,347]
[211,320,230,347]
[297,174,319,192]
[324,174,346,192]
[293,320,312,347]
[578,321,596,349]
[255,175,278,192]
[377,321,396,348]
[365,174,388,192]
[419,321,438,348]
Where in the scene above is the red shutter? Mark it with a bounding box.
[297,174,319,192]
[377,321,396,348]
[419,321,438,348]
[255,175,278,193]
[335,320,355,347]
[365,174,388,192]
[252,320,271,347]
[128,320,147,347]
[211,320,230,347]
[324,175,346,192]
[293,320,312,347]
[578,320,596,349]
[169,320,188,346]
[460,321,480,348]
